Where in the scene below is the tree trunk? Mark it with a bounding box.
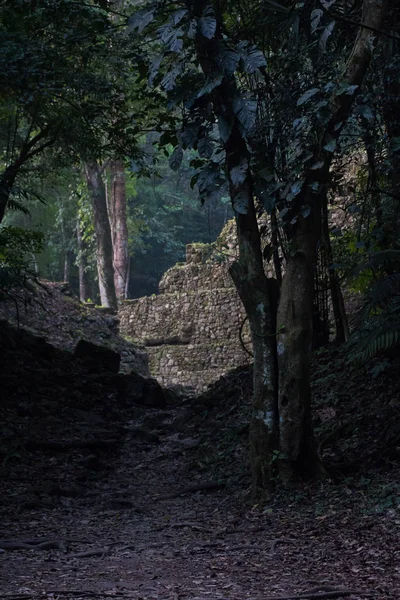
[277,208,321,480]
[0,167,18,224]
[84,162,117,310]
[322,200,349,343]
[277,0,386,482]
[76,217,91,303]
[110,160,129,301]
[194,19,279,495]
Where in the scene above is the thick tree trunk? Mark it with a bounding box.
[84,162,117,310]
[76,217,91,303]
[277,208,321,480]
[110,160,129,301]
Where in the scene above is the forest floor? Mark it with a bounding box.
[0,312,399,600]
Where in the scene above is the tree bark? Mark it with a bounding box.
[76,217,91,303]
[322,200,349,343]
[0,166,18,224]
[277,206,321,480]
[110,160,129,301]
[276,0,386,482]
[84,162,117,310]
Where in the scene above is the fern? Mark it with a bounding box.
[350,251,400,363]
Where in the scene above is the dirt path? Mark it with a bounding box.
[1,398,399,600]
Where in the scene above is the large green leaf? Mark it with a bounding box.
[297,87,320,106]
[237,42,267,74]
[128,8,155,33]
[198,7,216,40]
[230,159,248,186]
[213,41,241,75]
[232,95,257,132]
[198,137,214,159]
[169,145,183,171]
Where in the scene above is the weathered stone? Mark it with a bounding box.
[116,372,166,408]
[119,227,254,392]
[73,339,121,373]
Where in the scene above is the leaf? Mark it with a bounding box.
[335,81,359,96]
[190,173,199,189]
[170,9,187,25]
[198,7,216,39]
[169,146,183,171]
[187,19,197,39]
[159,130,177,147]
[161,66,181,91]
[297,88,319,106]
[230,160,248,186]
[198,137,214,159]
[196,75,223,100]
[197,165,224,194]
[254,180,276,212]
[320,0,337,8]
[323,139,337,153]
[158,25,183,52]
[148,57,162,86]
[310,160,324,170]
[237,42,267,74]
[128,8,155,33]
[180,125,199,149]
[218,115,233,143]
[301,204,311,218]
[232,190,249,214]
[357,104,374,121]
[319,21,335,53]
[214,41,241,75]
[311,9,323,33]
[232,95,257,132]
[290,179,304,198]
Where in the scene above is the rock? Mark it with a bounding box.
[128,427,160,443]
[82,454,100,471]
[116,372,166,408]
[73,339,121,373]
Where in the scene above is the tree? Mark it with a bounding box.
[128,0,388,492]
[84,162,118,310]
[110,161,130,300]
[0,0,142,224]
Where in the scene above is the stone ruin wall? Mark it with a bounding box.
[119,233,253,392]
[119,211,361,392]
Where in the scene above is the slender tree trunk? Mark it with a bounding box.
[271,208,283,286]
[76,217,91,303]
[192,12,279,494]
[59,201,72,283]
[84,162,117,310]
[110,160,129,301]
[322,200,349,342]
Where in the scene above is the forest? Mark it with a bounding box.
[0,1,399,599]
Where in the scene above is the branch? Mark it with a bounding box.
[325,8,399,41]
